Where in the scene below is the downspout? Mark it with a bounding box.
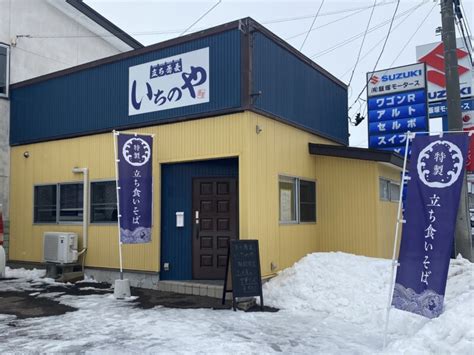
[72,167,89,270]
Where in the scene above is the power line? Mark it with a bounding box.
[454,1,473,63]
[13,1,399,42]
[347,0,377,88]
[460,0,473,39]
[299,0,325,51]
[340,1,427,79]
[179,0,222,36]
[285,7,368,41]
[455,16,473,63]
[265,0,396,25]
[13,45,74,66]
[388,2,437,67]
[309,1,425,60]
[284,0,397,41]
[16,3,388,41]
[349,0,401,112]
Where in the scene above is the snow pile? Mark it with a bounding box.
[263,252,390,324]
[263,252,474,353]
[5,266,46,280]
[386,256,473,354]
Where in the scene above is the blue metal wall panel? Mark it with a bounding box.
[251,32,348,144]
[160,158,238,280]
[10,29,241,145]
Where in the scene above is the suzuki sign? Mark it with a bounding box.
[367,63,426,97]
[417,39,473,103]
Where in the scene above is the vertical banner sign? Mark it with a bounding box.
[392,133,468,318]
[117,134,153,243]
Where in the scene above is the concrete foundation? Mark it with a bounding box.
[85,268,160,289]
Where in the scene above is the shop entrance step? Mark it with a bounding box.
[156,280,228,299]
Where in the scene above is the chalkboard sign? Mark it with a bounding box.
[222,240,264,311]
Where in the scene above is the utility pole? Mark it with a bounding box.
[441,0,473,261]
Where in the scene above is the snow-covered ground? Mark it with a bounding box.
[0,252,472,354]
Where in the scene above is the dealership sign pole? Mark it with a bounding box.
[113,131,154,290]
[383,130,470,346]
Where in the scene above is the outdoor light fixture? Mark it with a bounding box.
[256,125,262,134]
[23,151,29,158]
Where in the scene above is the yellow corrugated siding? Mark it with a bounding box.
[376,163,402,258]
[10,113,245,272]
[10,111,398,277]
[240,113,333,273]
[312,156,379,257]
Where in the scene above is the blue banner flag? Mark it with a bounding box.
[117,133,153,244]
[392,133,468,318]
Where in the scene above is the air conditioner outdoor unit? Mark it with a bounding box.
[43,232,78,264]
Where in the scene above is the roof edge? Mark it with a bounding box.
[66,0,143,49]
[247,18,347,89]
[308,143,404,168]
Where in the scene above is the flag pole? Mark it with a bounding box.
[113,130,124,281]
[383,130,413,348]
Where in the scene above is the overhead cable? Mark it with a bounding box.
[265,0,396,25]
[349,0,401,111]
[388,2,437,67]
[340,1,427,79]
[347,0,377,88]
[299,0,325,51]
[310,0,426,60]
[179,0,222,36]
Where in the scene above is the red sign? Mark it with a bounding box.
[418,43,470,88]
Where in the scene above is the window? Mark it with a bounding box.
[91,181,117,223]
[299,180,316,222]
[279,176,316,223]
[34,185,57,223]
[379,179,390,201]
[0,44,9,98]
[34,183,83,223]
[379,178,400,202]
[59,183,83,222]
[279,176,297,223]
[389,182,400,202]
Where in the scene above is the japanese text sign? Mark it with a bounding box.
[129,47,209,116]
[117,133,153,243]
[367,63,426,97]
[392,133,468,318]
[367,63,428,155]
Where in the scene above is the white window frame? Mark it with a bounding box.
[0,43,10,99]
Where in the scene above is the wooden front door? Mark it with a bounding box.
[192,177,238,279]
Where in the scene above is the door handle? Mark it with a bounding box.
[194,210,200,240]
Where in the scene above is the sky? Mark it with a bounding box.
[86,0,474,147]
